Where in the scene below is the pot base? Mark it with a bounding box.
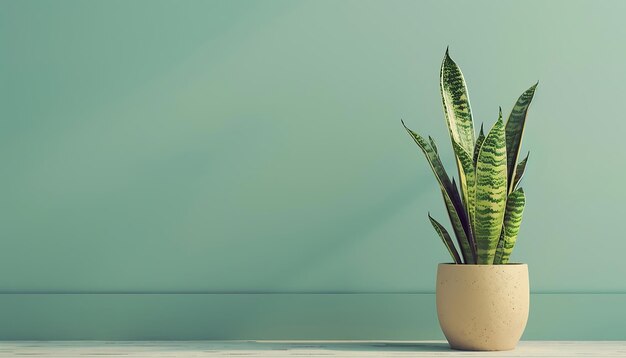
[449,342,516,351]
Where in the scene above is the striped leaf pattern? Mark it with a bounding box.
[429,214,462,264]
[506,83,538,192]
[452,141,476,234]
[499,188,526,263]
[402,121,475,263]
[403,49,534,265]
[444,179,476,264]
[512,152,530,192]
[429,136,439,154]
[440,49,475,156]
[493,230,506,264]
[475,112,508,264]
[473,124,485,168]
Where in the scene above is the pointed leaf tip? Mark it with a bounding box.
[429,214,463,264]
[505,82,537,187]
[440,46,475,156]
[443,47,456,66]
[475,112,508,264]
[401,120,412,132]
[525,82,538,95]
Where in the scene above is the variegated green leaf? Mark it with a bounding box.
[402,121,475,263]
[512,152,529,192]
[493,230,506,264]
[506,83,537,192]
[444,178,476,264]
[440,49,475,156]
[475,112,508,264]
[402,121,452,191]
[499,188,526,263]
[473,124,485,168]
[429,214,462,264]
[429,136,439,155]
[452,141,476,233]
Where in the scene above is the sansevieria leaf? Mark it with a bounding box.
[493,230,506,264]
[475,111,508,264]
[402,121,475,263]
[440,49,475,156]
[499,188,526,263]
[452,141,476,233]
[512,152,530,192]
[473,124,485,168]
[506,83,537,192]
[446,178,476,264]
[429,214,462,264]
[402,49,535,265]
[428,136,439,155]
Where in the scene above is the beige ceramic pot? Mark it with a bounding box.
[436,263,529,351]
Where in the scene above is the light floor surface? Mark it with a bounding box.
[0,341,625,357]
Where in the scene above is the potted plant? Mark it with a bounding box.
[402,49,537,351]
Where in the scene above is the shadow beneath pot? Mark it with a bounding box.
[0,341,455,355]
[251,340,452,352]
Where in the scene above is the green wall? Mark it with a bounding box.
[1,0,626,339]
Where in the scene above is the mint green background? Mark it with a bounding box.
[2,294,625,340]
[2,0,626,299]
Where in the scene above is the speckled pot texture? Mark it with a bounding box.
[436,263,529,351]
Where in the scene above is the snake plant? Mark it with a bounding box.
[403,49,536,264]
